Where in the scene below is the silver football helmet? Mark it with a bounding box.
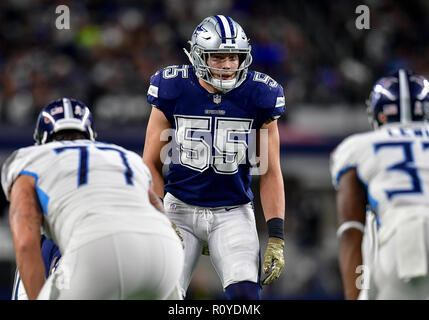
[184,15,252,93]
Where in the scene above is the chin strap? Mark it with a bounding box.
[183,45,193,64]
[210,77,237,92]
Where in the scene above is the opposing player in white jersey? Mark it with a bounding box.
[330,69,429,299]
[1,98,184,300]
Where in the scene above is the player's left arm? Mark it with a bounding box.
[258,120,285,285]
[9,175,45,300]
[148,186,184,247]
[148,186,165,213]
[336,168,367,300]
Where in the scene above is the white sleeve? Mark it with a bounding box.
[1,147,37,201]
[330,134,362,189]
[2,149,23,201]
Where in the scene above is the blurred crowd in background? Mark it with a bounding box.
[0,0,428,299]
[1,0,429,127]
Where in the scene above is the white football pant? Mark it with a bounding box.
[367,216,429,299]
[163,192,260,298]
[37,232,184,300]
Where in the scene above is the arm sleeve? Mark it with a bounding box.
[255,81,286,128]
[330,135,360,189]
[147,70,162,108]
[1,146,41,201]
[147,67,183,124]
[1,149,26,201]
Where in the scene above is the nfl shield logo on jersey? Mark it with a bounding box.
[213,94,222,104]
[169,203,177,212]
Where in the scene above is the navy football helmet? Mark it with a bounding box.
[367,69,429,129]
[33,98,96,145]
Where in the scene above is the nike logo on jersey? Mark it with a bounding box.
[225,206,240,212]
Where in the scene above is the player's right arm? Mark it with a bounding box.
[330,135,368,300]
[144,67,183,199]
[336,168,367,299]
[9,174,45,300]
[143,106,171,199]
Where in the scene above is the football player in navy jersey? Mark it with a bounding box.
[143,15,286,299]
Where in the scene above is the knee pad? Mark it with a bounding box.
[225,281,261,300]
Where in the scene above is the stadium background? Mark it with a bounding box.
[0,0,428,299]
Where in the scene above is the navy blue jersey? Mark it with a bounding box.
[147,65,285,207]
[12,236,61,300]
[40,235,61,278]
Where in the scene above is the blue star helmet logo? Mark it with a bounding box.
[193,25,207,37]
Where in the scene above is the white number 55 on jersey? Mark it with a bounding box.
[174,115,253,174]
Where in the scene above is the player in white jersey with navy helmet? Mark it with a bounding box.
[2,98,184,299]
[331,69,429,299]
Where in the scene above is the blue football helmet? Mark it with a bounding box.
[33,98,96,145]
[183,15,252,93]
[367,69,429,129]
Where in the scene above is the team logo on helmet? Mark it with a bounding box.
[75,105,83,116]
[193,25,208,37]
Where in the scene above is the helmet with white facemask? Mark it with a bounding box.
[184,15,253,93]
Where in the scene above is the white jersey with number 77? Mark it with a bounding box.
[1,139,174,253]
